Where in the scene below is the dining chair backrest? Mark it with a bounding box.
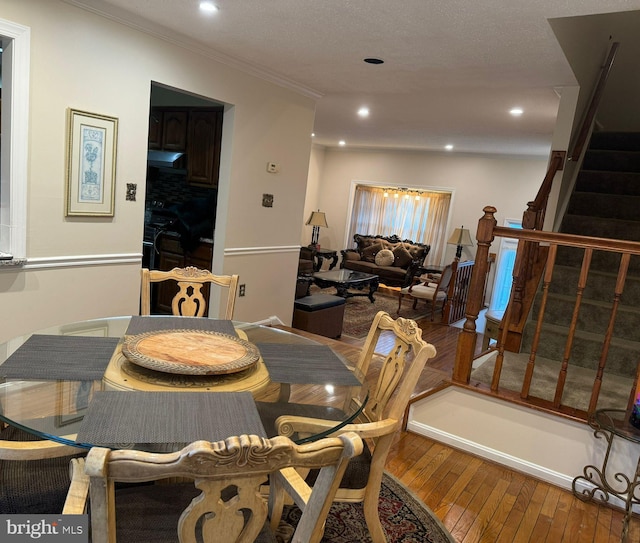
[140,266,239,318]
[64,433,362,543]
[354,310,437,430]
[272,311,437,543]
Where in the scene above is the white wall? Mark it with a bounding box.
[301,144,326,246]
[0,0,316,342]
[307,147,547,265]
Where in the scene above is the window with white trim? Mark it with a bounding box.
[347,184,452,266]
[0,19,30,259]
[489,218,523,311]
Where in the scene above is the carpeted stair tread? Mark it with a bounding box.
[555,246,640,274]
[531,291,640,340]
[574,170,640,195]
[567,192,640,221]
[560,214,640,240]
[589,131,640,151]
[521,322,640,377]
[548,265,640,305]
[471,351,632,412]
[582,149,640,173]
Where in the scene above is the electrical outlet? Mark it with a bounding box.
[266,162,279,173]
[239,284,246,297]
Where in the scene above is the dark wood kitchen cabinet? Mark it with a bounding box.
[148,108,187,151]
[162,110,188,151]
[187,109,223,187]
[154,233,214,315]
[148,106,223,187]
[148,109,163,150]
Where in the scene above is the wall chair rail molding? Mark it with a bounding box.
[22,253,141,270]
[224,245,301,257]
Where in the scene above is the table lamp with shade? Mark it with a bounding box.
[305,210,328,247]
[448,226,474,260]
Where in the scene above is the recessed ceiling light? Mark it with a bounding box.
[357,107,370,118]
[311,133,315,137]
[338,140,346,146]
[199,1,218,13]
[445,144,454,151]
[364,58,384,65]
[510,107,523,117]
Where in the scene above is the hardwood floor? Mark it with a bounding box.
[287,314,640,542]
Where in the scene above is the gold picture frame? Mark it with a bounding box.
[65,108,118,217]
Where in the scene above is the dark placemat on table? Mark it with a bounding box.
[125,316,237,337]
[255,343,361,385]
[0,335,120,380]
[76,391,265,445]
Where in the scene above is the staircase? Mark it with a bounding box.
[519,132,640,407]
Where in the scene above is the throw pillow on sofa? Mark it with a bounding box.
[362,243,383,262]
[374,249,395,267]
[392,245,413,268]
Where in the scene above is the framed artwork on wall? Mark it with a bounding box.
[65,108,118,217]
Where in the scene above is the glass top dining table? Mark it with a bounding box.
[0,316,368,452]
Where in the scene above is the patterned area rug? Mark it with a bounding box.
[276,472,455,543]
[309,286,431,338]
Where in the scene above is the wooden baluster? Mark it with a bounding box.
[588,252,630,413]
[453,206,496,384]
[457,263,473,323]
[442,261,458,324]
[554,248,592,407]
[522,244,558,399]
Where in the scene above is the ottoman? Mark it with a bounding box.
[292,294,346,338]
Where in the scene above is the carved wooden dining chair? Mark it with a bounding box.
[270,311,437,543]
[140,266,239,318]
[0,424,85,513]
[63,433,362,543]
[397,263,454,321]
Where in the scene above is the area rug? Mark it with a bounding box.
[310,286,431,338]
[276,471,455,543]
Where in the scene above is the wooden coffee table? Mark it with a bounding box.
[313,269,379,303]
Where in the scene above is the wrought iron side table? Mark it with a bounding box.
[572,409,640,542]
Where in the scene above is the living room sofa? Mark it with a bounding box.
[340,234,430,288]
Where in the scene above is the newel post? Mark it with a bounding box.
[453,206,497,384]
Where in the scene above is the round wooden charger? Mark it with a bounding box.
[122,329,260,375]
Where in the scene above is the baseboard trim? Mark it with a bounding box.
[406,417,634,513]
[406,418,574,490]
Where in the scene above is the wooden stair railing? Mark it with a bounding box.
[502,42,620,352]
[443,259,474,324]
[569,41,619,162]
[453,206,640,421]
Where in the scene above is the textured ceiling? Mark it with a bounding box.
[66,0,640,156]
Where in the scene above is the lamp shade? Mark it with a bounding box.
[305,211,328,228]
[447,227,474,247]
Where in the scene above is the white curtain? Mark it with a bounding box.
[347,185,451,265]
